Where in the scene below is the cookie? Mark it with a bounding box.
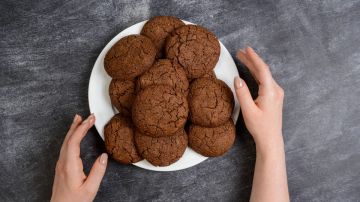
[201,70,216,79]
[188,70,217,84]
[135,129,188,166]
[165,25,220,79]
[132,85,189,137]
[104,35,156,80]
[109,79,136,116]
[188,119,235,157]
[137,59,189,95]
[189,77,234,127]
[104,114,142,164]
[141,16,185,58]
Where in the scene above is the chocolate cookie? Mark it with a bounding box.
[109,79,136,116]
[188,70,217,84]
[137,59,189,95]
[141,16,185,58]
[189,77,234,127]
[104,114,142,164]
[201,70,216,79]
[188,119,235,157]
[135,129,188,166]
[132,85,189,137]
[104,35,156,80]
[165,25,220,79]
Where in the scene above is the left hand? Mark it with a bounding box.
[51,114,108,202]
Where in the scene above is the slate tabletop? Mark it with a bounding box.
[1,0,360,201]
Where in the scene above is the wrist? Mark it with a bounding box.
[254,134,285,159]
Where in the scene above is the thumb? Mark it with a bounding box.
[84,153,108,194]
[234,76,257,115]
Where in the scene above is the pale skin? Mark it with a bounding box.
[235,47,289,202]
[51,47,289,202]
[51,114,108,202]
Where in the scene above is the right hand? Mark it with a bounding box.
[234,47,285,153]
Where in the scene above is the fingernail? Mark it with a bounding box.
[90,114,96,124]
[73,114,79,123]
[100,153,108,165]
[235,77,243,89]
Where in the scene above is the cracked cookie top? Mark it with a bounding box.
[200,70,216,79]
[137,59,189,95]
[165,25,220,79]
[188,120,235,157]
[135,129,188,166]
[104,35,156,80]
[132,85,189,137]
[109,79,136,116]
[104,114,142,164]
[141,16,185,58]
[189,77,234,127]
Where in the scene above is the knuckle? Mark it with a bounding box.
[55,161,63,172]
[268,90,277,98]
[269,84,284,99]
[67,137,74,146]
[278,88,284,98]
[64,164,73,174]
[67,136,78,147]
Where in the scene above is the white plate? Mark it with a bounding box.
[88,20,240,171]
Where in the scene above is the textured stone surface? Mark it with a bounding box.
[1,0,359,201]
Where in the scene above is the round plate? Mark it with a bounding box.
[88,20,240,171]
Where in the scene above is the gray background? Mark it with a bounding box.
[1,0,359,201]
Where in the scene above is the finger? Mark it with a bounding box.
[237,49,254,70]
[60,114,82,157]
[67,114,95,156]
[63,114,82,145]
[234,76,257,115]
[245,47,273,85]
[246,47,269,68]
[84,153,108,194]
[237,50,259,84]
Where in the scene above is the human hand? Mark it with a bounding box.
[234,47,285,154]
[51,114,108,202]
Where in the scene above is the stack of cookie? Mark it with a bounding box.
[103,16,236,167]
